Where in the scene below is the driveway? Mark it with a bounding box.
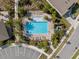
[57,25,79,59]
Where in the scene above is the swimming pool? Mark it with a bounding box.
[24,22,48,34]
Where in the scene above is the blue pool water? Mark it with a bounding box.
[24,22,48,34]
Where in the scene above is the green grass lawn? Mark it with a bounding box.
[60,17,71,29]
[72,49,79,59]
[39,54,47,59]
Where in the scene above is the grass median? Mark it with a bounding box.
[39,54,47,59]
[72,49,79,59]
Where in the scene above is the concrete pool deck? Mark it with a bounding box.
[22,16,54,40]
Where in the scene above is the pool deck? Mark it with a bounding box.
[22,11,54,40]
[29,10,52,19]
[23,18,54,40]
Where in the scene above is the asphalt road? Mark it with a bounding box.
[57,25,79,59]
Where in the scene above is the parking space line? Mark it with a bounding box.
[4,49,8,56]
[0,51,4,59]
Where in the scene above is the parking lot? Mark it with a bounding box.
[0,46,41,59]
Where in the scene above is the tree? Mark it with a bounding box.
[18,7,27,17]
[0,41,4,47]
[6,40,14,46]
[19,0,32,6]
[52,34,59,48]
[44,16,49,20]
[52,14,57,22]
[4,0,14,17]
[29,40,36,46]
[5,18,13,27]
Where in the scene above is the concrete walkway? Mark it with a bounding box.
[14,0,20,42]
[15,0,19,19]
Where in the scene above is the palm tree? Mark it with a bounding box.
[44,16,49,21]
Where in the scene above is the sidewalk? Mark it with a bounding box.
[14,0,20,42]
[15,0,19,19]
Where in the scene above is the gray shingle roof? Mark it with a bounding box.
[0,20,9,41]
[47,0,78,16]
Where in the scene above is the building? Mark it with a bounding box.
[0,19,9,41]
[47,0,78,16]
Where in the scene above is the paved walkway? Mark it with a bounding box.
[15,0,19,19]
[14,0,20,42]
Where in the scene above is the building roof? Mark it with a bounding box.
[0,20,9,41]
[47,0,78,16]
